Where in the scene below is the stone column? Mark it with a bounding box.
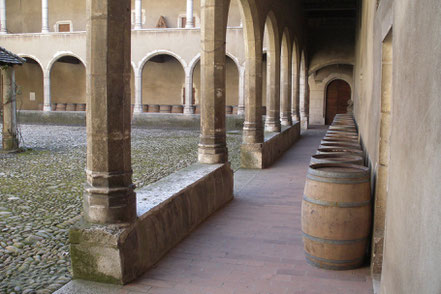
[280,47,292,126]
[291,64,300,122]
[184,69,194,114]
[242,39,264,145]
[185,0,194,28]
[198,0,230,164]
[83,0,136,224]
[134,0,142,30]
[237,66,245,115]
[265,44,281,132]
[41,0,49,33]
[134,71,143,113]
[2,66,18,151]
[43,71,51,111]
[0,0,7,34]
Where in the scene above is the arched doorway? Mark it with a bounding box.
[15,57,44,110]
[325,79,351,125]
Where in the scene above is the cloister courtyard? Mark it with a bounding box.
[0,124,242,294]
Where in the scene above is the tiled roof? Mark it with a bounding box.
[0,47,26,66]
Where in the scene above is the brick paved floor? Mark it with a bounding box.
[58,129,373,294]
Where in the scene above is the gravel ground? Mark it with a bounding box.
[0,125,242,294]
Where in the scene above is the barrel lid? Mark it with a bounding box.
[311,154,363,161]
[320,142,361,149]
[307,163,370,183]
[317,147,363,154]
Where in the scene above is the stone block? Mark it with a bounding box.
[240,122,301,169]
[70,163,233,284]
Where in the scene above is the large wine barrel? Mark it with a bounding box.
[317,147,364,156]
[325,134,359,141]
[159,105,172,113]
[302,163,371,270]
[171,105,184,113]
[55,103,67,111]
[319,142,362,150]
[76,103,86,111]
[148,104,160,113]
[66,103,76,111]
[322,138,359,145]
[310,154,364,165]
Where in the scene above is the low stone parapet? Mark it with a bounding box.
[240,122,301,169]
[69,163,233,284]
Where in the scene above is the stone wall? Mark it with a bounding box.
[353,0,441,292]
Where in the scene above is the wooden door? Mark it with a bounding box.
[326,80,351,125]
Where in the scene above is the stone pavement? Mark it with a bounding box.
[56,129,373,294]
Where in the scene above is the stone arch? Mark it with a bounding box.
[15,56,45,110]
[47,51,86,74]
[140,52,186,106]
[307,64,354,125]
[309,60,355,75]
[49,53,86,107]
[138,50,187,76]
[191,54,241,107]
[324,79,352,125]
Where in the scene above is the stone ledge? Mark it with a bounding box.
[240,122,301,169]
[69,163,233,284]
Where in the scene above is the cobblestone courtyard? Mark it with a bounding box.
[0,125,242,294]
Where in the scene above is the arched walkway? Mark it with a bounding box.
[192,55,240,113]
[14,57,44,110]
[141,54,186,111]
[325,79,351,125]
[49,55,86,111]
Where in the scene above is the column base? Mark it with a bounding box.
[185,24,195,29]
[265,123,281,133]
[133,104,143,113]
[41,29,49,34]
[43,105,52,112]
[0,31,7,35]
[281,118,293,126]
[198,144,228,164]
[83,182,137,224]
[183,106,195,115]
[237,105,245,116]
[134,25,142,30]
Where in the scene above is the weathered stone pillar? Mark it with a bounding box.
[242,39,264,145]
[134,71,143,113]
[184,69,194,114]
[280,46,292,126]
[2,66,18,151]
[299,64,309,129]
[83,0,136,224]
[265,43,281,132]
[185,0,194,28]
[237,66,245,115]
[0,0,7,34]
[134,0,142,30]
[198,0,230,164]
[291,63,300,122]
[41,0,49,33]
[43,71,51,111]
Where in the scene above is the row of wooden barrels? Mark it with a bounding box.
[301,113,372,270]
[38,104,245,115]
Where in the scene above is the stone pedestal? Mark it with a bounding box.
[2,66,18,151]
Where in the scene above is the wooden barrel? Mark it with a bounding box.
[327,130,358,136]
[319,142,362,150]
[66,103,76,111]
[171,105,184,113]
[317,147,364,156]
[322,138,359,145]
[310,154,364,166]
[302,163,371,270]
[194,105,200,114]
[148,104,160,113]
[159,105,171,113]
[76,103,86,111]
[142,104,149,112]
[55,103,67,111]
[232,106,238,114]
[225,105,233,114]
[324,135,359,142]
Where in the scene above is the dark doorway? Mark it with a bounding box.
[325,79,351,125]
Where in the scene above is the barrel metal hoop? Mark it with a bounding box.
[303,194,371,208]
[302,232,368,245]
[306,173,369,184]
[308,166,369,180]
[305,253,364,270]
